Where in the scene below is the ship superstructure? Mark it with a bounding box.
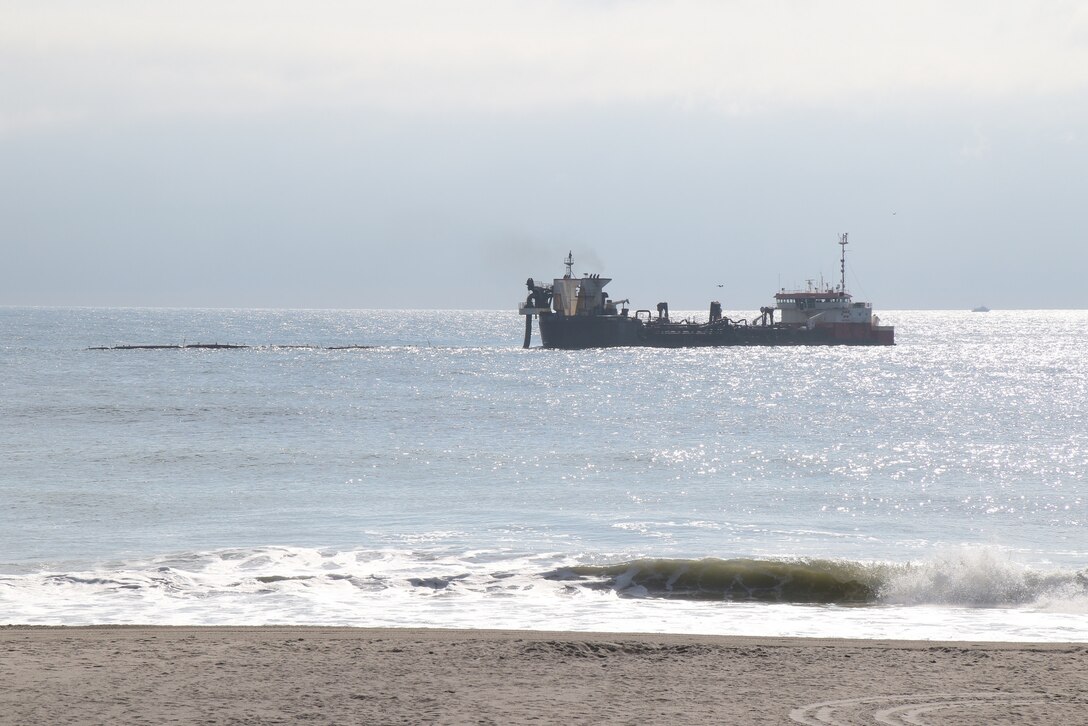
[768,234,892,344]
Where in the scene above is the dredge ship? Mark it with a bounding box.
[519,234,894,348]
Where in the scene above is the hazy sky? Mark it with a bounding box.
[3,1,1087,309]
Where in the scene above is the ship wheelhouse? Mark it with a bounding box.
[775,288,874,327]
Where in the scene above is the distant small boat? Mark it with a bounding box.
[971,305,990,313]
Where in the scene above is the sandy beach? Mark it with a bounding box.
[1,627,1084,725]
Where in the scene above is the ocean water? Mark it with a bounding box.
[1,307,1085,641]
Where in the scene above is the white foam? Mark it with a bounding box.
[878,545,1087,609]
[1,545,1086,641]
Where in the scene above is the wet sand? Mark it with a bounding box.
[1,626,1085,725]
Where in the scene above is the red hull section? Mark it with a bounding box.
[823,322,895,345]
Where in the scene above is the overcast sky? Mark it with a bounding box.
[3,1,1086,309]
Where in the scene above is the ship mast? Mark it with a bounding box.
[563,251,574,279]
[838,233,848,294]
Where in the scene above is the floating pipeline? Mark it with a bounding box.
[88,344,373,350]
[88,343,247,350]
[545,557,881,604]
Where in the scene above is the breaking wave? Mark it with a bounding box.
[878,548,1088,609]
[546,558,880,604]
[546,551,1088,608]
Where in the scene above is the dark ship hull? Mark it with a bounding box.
[538,313,894,349]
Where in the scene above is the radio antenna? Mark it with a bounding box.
[839,233,848,293]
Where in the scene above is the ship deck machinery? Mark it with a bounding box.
[519,238,894,349]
